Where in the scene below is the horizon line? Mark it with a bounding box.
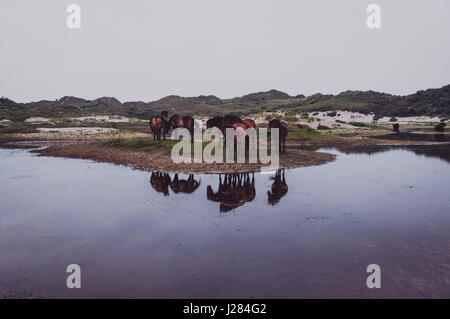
[3,83,449,105]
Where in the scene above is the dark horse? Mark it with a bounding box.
[170,174,201,194]
[206,116,225,130]
[168,114,196,141]
[267,169,288,205]
[268,119,288,154]
[149,111,169,140]
[435,122,446,132]
[206,115,243,132]
[393,123,400,133]
[207,173,255,212]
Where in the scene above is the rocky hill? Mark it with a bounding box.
[1,85,449,121]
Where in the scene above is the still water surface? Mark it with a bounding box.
[0,145,449,298]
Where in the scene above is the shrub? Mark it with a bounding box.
[284,116,297,122]
[317,124,331,130]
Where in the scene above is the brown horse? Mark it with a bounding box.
[150,116,163,140]
[170,174,200,194]
[242,119,256,129]
[207,173,255,212]
[268,119,288,154]
[149,111,169,140]
[435,122,446,132]
[221,122,247,137]
[168,114,196,141]
[267,169,288,205]
[150,172,171,196]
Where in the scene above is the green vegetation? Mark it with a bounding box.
[1,85,448,122]
[286,126,336,141]
[102,138,179,152]
[0,122,38,134]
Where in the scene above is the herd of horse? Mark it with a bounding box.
[149,112,289,153]
[149,169,289,211]
[149,111,195,141]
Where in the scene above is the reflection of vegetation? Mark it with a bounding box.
[0,143,38,149]
[335,144,450,164]
[348,121,369,127]
[371,132,447,143]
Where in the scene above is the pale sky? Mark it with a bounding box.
[1,0,449,103]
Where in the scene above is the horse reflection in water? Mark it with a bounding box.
[207,173,256,212]
[150,172,171,196]
[267,169,288,205]
[170,174,201,194]
[150,172,200,196]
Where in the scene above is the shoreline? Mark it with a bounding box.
[31,142,336,174]
[1,126,447,174]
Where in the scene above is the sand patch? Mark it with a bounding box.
[24,117,51,123]
[70,115,138,123]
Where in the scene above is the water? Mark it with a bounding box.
[372,132,448,143]
[0,145,449,298]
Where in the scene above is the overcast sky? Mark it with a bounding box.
[1,0,449,102]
